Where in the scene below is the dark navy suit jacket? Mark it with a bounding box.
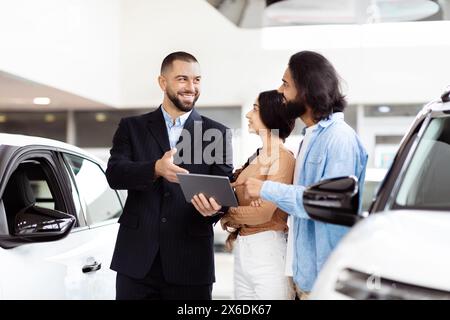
[106,107,233,285]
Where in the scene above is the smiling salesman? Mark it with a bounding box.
[106,51,233,300]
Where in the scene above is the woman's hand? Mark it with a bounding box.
[221,214,240,231]
[250,199,263,207]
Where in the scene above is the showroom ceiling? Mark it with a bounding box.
[0,71,108,111]
[207,0,449,28]
[3,1,448,111]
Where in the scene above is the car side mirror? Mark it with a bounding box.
[14,205,75,242]
[303,176,360,227]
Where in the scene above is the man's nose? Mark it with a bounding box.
[277,85,283,93]
[186,80,196,92]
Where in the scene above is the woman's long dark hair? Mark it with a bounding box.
[258,90,295,141]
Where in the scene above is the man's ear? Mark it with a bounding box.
[158,75,166,91]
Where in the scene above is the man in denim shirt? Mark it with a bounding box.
[238,51,368,298]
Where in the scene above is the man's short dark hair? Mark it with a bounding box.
[258,90,295,141]
[160,51,198,74]
[288,51,346,122]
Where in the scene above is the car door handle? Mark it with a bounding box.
[82,260,102,273]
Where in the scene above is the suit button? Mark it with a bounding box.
[161,217,167,223]
[164,192,170,198]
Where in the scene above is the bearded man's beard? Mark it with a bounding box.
[167,89,199,112]
[285,96,307,120]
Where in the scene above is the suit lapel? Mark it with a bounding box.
[147,106,171,153]
[146,106,203,155]
[178,108,202,145]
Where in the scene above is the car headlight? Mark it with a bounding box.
[335,268,450,300]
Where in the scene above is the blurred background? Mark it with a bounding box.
[1,0,449,299]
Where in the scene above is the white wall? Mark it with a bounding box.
[119,0,450,108]
[116,0,450,167]
[0,0,121,106]
[2,0,449,108]
[119,0,266,108]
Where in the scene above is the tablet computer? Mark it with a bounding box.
[177,173,238,207]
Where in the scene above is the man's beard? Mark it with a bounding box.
[285,97,307,120]
[167,89,199,112]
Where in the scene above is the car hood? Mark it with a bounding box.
[328,210,450,291]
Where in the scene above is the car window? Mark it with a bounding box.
[2,159,72,233]
[63,154,122,225]
[61,158,85,227]
[395,116,450,210]
[30,177,54,210]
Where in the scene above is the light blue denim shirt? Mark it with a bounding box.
[161,106,192,149]
[261,112,368,291]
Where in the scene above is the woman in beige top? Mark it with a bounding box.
[222,90,296,300]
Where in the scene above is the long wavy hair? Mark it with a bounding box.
[288,51,347,122]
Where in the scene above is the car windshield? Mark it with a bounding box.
[395,115,450,210]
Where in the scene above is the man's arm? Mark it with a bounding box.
[226,151,295,225]
[261,136,360,219]
[260,181,308,219]
[106,118,158,191]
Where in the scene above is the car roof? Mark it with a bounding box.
[0,133,104,164]
[426,96,450,113]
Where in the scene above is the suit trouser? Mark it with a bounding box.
[233,230,295,300]
[115,251,212,300]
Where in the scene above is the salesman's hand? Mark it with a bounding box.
[154,148,189,183]
[232,178,264,200]
[191,193,222,217]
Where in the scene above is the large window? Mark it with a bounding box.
[0,112,67,142]
[364,104,423,117]
[199,107,241,129]
[64,154,122,225]
[75,110,145,148]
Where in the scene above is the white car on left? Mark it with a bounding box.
[0,133,124,299]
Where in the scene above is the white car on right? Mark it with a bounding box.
[304,88,450,299]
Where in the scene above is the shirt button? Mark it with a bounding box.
[161,217,167,223]
[164,192,170,198]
